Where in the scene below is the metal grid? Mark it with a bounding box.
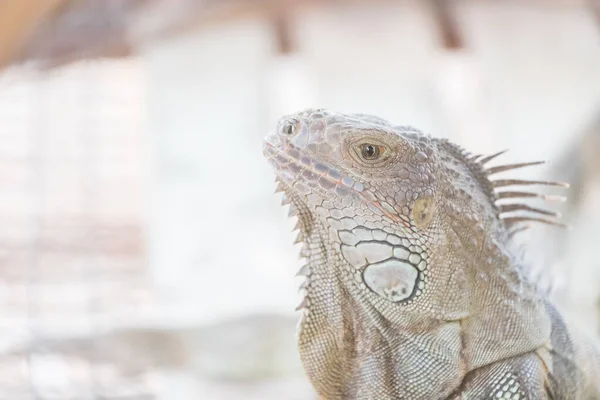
[0,60,155,399]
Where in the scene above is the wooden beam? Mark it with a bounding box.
[0,0,71,69]
[150,0,324,43]
[271,1,296,54]
[429,0,464,50]
[591,0,600,30]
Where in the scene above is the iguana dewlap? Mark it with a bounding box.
[263,109,600,399]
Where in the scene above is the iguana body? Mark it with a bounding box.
[263,109,600,399]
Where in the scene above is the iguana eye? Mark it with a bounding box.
[346,138,391,167]
[360,144,382,160]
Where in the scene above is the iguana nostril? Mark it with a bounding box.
[282,122,296,135]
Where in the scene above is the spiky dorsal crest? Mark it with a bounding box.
[441,140,569,235]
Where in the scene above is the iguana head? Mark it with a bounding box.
[263,108,567,396]
[265,108,566,312]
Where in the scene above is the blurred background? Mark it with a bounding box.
[0,0,600,398]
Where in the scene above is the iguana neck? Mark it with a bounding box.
[297,219,549,399]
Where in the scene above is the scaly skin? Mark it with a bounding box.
[263,109,600,399]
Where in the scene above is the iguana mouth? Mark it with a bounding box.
[264,141,410,227]
[263,141,365,195]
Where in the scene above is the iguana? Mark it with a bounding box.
[263,109,600,399]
